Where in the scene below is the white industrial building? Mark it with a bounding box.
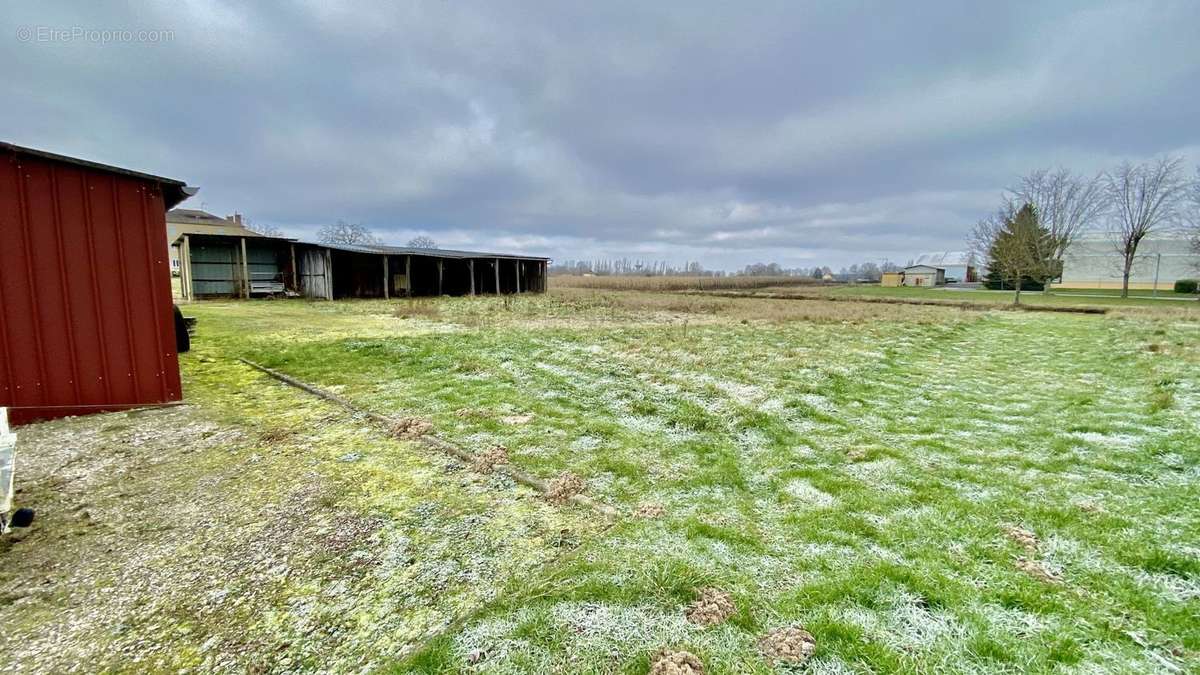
[1055,235,1198,291]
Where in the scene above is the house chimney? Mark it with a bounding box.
[227,212,243,225]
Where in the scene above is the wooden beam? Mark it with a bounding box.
[181,234,192,301]
[383,256,390,299]
[326,248,333,300]
[290,243,298,293]
[406,254,412,296]
[515,260,521,293]
[240,237,250,299]
[469,260,475,295]
[437,259,443,295]
[494,257,501,295]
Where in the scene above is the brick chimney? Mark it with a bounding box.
[227,212,243,225]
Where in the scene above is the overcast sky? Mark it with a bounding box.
[4,2,1199,270]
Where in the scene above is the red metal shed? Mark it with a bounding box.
[0,143,194,425]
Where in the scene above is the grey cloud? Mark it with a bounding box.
[3,1,1198,269]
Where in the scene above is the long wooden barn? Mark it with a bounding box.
[173,233,549,300]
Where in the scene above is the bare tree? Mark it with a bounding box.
[407,235,438,249]
[1189,167,1200,268]
[244,217,284,238]
[967,201,1011,270]
[1103,156,1189,297]
[1009,168,1107,289]
[317,220,379,245]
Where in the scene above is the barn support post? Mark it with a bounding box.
[406,254,412,296]
[437,258,443,295]
[289,243,298,293]
[494,258,501,295]
[240,237,250,299]
[383,256,390,300]
[515,260,521,293]
[469,260,475,296]
[181,234,192,301]
[325,248,333,300]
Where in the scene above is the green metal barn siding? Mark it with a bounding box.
[246,244,281,285]
[189,241,238,296]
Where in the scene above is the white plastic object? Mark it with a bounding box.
[0,407,15,515]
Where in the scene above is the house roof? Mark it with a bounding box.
[167,208,230,225]
[1,141,195,209]
[904,264,944,272]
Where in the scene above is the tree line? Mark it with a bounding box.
[972,158,1200,302]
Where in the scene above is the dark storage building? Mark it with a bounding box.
[0,142,194,424]
[174,234,549,300]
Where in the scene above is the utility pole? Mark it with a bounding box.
[1152,253,1162,298]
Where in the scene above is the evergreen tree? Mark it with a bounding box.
[981,203,1056,304]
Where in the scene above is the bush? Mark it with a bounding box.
[983,274,1044,291]
[1174,279,1198,294]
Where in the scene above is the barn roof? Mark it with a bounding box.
[167,231,551,261]
[912,251,974,267]
[316,241,551,261]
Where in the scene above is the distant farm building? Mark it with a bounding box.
[901,264,946,287]
[880,272,904,287]
[173,233,549,300]
[910,251,979,282]
[166,208,259,277]
[1055,235,1199,291]
[0,142,193,424]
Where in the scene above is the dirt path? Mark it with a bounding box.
[0,358,598,673]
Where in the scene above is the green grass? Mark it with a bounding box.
[8,291,1196,672]
[1050,287,1199,299]
[172,294,1200,673]
[816,284,1200,308]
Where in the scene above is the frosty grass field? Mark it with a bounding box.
[2,288,1197,673]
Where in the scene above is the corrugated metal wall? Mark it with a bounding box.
[0,149,182,424]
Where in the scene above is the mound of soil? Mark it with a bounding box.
[1003,525,1038,552]
[1015,556,1062,584]
[685,587,736,626]
[473,445,510,473]
[500,413,535,425]
[649,650,705,675]
[545,472,585,505]
[846,447,868,461]
[758,625,816,665]
[389,416,432,439]
[633,502,666,519]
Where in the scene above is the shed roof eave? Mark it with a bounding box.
[306,241,551,261]
[2,141,196,209]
